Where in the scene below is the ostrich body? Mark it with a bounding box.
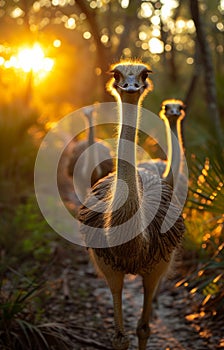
[138,99,187,302]
[138,99,186,186]
[79,61,185,350]
[67,106,113,202]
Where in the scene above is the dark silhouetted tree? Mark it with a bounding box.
[190,0,223,147]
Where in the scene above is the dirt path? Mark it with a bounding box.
[47,244,223,350]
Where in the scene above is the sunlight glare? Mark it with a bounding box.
[52,0,68,6]
[53,39,61,48]
[0,57,5,65]
[33,2,41,12]
[140,3,153,18]
[217,22,224,31]
[160,0,179,20]
[148,38,164,54]
[115,25,124,34]
[139,31,147,41]
[65,17,76,29]
[219,0,224,11]
[151,15,160,25]
[187,20,195,33]
[101,34,109,44]
[176,19,187,33]
[17,44,53,73]
[165,44,172,52]
[177,19,186,28]
[90,1,97,9]
[4,43,54,79]
[121,0,129,9]
[10,7,24,18]
[83,31,91,39]
[152,28,161,37]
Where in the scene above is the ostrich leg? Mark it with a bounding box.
[91,252,129,349]
[106,271,129,350]
[137,260,169,350]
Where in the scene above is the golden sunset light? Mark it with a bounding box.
[0,1,223,348]
[2,43,54,78]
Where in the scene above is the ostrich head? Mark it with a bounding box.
[107,60,153,103]
[160,99,186,123]
[82,106,95,122]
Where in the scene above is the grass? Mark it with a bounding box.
[0,267,45,349]
[0,103,45,206]
[0,267,81,350]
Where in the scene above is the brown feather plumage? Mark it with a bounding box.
[79,169,185,275]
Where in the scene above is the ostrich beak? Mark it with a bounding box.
[116,75,145,94]
[166,106,182,117]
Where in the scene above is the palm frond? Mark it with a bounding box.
[187,145,224,214]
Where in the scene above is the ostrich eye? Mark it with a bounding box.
[141,71,148,82]
[113,71,120,81]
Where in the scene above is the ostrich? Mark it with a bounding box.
[138,99,186,186]
[159,99,188,208]
[138,99,187,301]
[78,60,185,350]
[159,99,186,186]
[67,106,113,202]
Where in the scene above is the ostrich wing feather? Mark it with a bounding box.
[79,170,185,275]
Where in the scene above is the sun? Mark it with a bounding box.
[148,37,164,54]
[17,44,54,73]
[3,43,54,79]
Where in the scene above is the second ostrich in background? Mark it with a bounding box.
[159,99,188,207]
[67,106,113,202]
[79,60,185,350]
[139,99,186,187]
[159,99,186,186]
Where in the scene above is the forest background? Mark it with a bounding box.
[0,0,223,349]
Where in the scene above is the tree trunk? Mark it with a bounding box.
[184,42,202,110]
[190,0,223,147]
[75,0,111,101]
[116,0,142,58]
[162,2,181,82]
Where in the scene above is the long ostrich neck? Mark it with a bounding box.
[163,118,181,187]
[115,97,140,197]
[83,116,101,177]
[106,96,143,248]
[176,117,185,174]
[88,117,94,146]
[117,103,138,176]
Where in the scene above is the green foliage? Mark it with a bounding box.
[0,104,56,264]
[0,268,76,350]
[0,196,56,265]
[187,144,224,214]
[183,210,215,256]
[0,104,41,205]
[14,197,54,257]
[178,236,224,317]
[183,141,224,316]
[0,268,47,350]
